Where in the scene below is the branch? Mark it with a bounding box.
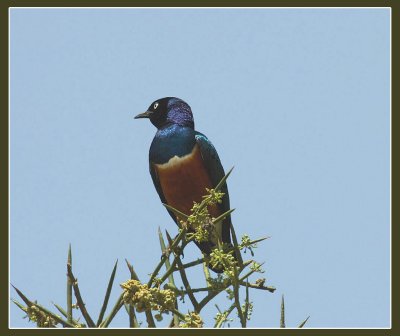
[67,244,73,324]
[67,263,96,327]
[147,228,187,287]
[96,260,118,326]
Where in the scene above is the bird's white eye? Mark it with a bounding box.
[153,102,159,109]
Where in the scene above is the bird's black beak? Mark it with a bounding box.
[134,111,152,119]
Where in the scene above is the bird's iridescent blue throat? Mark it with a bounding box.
[149,124,197,164]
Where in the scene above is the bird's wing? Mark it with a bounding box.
[149,162,177,223]
[195,132,232,244]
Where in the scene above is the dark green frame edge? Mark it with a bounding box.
[1,1,395,335]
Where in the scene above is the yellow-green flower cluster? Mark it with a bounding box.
[186,219,213,243]
[184,188,225,243]
[214,310,233,326]
[179,312,204,328]
[250,261,265,273]
[210,246,237,277]
[239,234,258,256]
[188,203,211,232]
[180,188,224,243]
[240,234,254,249]
[26,305,57,328]
[202,188,224,205]
[242,301,254,320]
[120,280,176,314]
[208,274,230,291]
[225,288,235,300]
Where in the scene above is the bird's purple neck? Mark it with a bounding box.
[166,99,194,129]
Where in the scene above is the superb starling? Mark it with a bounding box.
[135,97,235,272]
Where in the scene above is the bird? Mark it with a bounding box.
[135,97,235,273]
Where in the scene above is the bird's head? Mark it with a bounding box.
[135,97,194,129]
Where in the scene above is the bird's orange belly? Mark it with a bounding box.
[154,144,220,220]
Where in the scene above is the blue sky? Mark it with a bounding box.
[10,8,390,328]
